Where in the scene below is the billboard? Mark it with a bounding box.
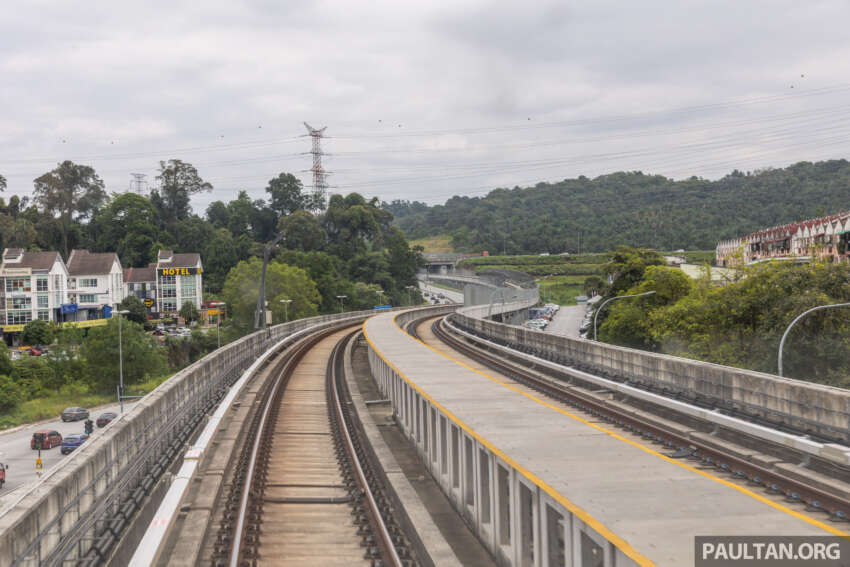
[157,267,202,276]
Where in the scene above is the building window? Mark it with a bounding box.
[162,301,177,312]
[8,297,31,310]
[80,278,98,288]
[36,277,48,291]
[79,294,97,303]
[180,283,196,299]
[162,288,176,298]
[8,311,32,324]
[160,275,176,284]
[5,278,31,293]
[37,310,49,321]
[37,294,49,308]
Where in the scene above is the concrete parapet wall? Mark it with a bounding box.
[450,311,850,444]
[0,308,398,567]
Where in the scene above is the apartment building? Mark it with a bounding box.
[66,249,124,320]
[155,250,203,315]
[0,248,69,330]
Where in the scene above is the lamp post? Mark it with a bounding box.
[405,285,416,306]
[336,295,347,313]
[115,309,130,413]
[778,302,850,376]
[593,291,656,341]
[210,301,226,349]
[279,299,292,323]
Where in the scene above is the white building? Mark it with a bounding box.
[66,249,124,321]
[0,248,69,329]
[155,250,203,316]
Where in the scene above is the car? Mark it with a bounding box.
[60,434,89,455]
[579,322,590,333]
[96,412,118,428]
[31,430,62,450]
[61,407,89,422]
[0,462,7,488]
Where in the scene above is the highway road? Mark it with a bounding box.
[0,402,134,499]
[544,304,586,338]
[418,281,464,303]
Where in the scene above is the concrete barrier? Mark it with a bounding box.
[450,309,850,444]
[0,308,400,567]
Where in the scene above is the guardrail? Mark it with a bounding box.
[0,308,400,567]
[450,307,850,445]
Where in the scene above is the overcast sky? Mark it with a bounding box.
[2,0,850,213]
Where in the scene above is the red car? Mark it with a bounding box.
[31,430,62,450]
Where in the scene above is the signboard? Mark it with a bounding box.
[1,324,26,333]
[61,319,108,329]
[207,308,219,316]
[0,267,32,277]
[143,298,155,307]
[61,303,78,314]
[103,305,112,318]
[373,305,392,310]
[157,267,202,277]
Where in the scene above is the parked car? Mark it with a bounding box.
[60,434,89,455]
[96,412,118,428]
[0,462,7,488]
[31,430,62,450]
[61,407,90,422]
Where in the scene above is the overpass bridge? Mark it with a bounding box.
[3,289,850,567]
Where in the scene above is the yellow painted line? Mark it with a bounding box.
[361,316,658,567]
[396,313,850,539]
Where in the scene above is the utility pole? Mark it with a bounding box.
[304,122,329,212]
[255,233,285,330]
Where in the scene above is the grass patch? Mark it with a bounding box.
[537,275,586,305]
[410,234,453,253]
[0,374,174,431]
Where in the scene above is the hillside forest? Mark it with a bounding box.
[385,159,850,254]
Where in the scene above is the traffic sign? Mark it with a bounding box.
[144,298,154,307]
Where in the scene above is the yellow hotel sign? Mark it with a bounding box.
[157,267,201,276]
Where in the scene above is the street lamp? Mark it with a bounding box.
[405,285,416,306]
[593,291,656,341]
[279,299,292,323]
[778,302,850,376]
[336,295,347,313]
[115,309,130,413]
[210,301,226,349]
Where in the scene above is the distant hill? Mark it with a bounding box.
[384,159,850,254]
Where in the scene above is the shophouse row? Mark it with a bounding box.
[0,248,203,335]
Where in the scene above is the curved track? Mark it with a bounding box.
[410,313,850,523]
[215,325,413,567]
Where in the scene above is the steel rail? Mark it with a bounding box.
[329,333,404,567]
[423,315,850,521]
[228,328,330,567]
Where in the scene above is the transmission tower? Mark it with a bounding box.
[129,173,148,194]
[303,122,328,211]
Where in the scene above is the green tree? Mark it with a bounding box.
[603,246,665,296]
[21,319,54,346]
[119,295,149,326]
[179,300,200,324]
[0,173,6,191]
[278,210,326,251]
[12,357,58,399]
[153,159,212,222]
[80,318,166,392]
[266,173,305,217]
[92,193,159,267]
[0,343,13,377]
[0,374,22,412]
[33,160,106,258]
[222,258,320,331]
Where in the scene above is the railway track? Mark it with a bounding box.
[213,325,415,567]
[412,314,850,524]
